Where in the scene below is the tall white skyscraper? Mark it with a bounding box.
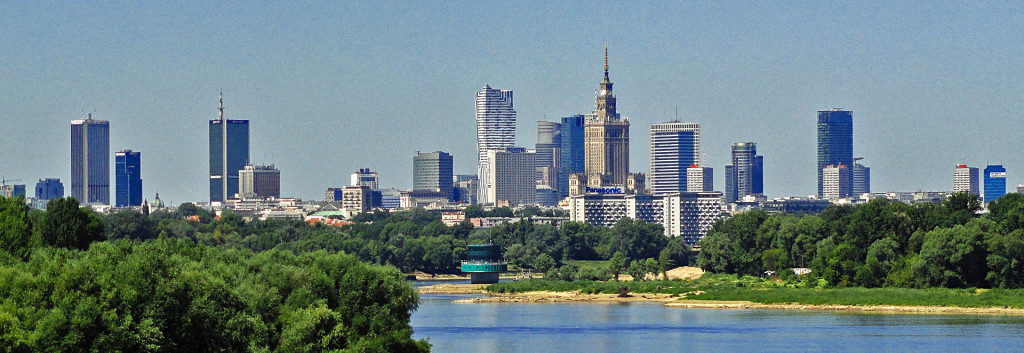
[649,122,701,196]
[953,164,980,196]
[476,85,516,204]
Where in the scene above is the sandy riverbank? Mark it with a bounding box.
[417,283,1024,314]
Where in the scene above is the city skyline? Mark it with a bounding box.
[4,3,1024,202]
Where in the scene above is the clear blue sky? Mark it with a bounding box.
[2,2,1023,203]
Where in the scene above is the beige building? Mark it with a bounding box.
[238,164,280,199]
[584,46,630,185]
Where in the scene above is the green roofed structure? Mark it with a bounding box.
[461,244,507,284]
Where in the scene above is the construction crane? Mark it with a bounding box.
[0,177,22,186]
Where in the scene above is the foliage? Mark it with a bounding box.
[697,193,1024,289]
[38,197,104,250]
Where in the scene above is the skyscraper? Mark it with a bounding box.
[476,85,516,204]
[486,147,536,206]
[350,168,379,189]
[954,165,980,196]
[536,121,562,187]
[649,122,701,196]
[822,164,851,200]
[239,164,281,199]
[725,142,763,202]
[115,150,142,207]
[71,114,110,204]
[817,109,854,198]
[558,115,586,197]
[852,157,871,196]
[35,178,64,200]
[209,94,250,203]
[414,151,454,200]
[584,46,630,185]
[686,166,713,192]
[983,165,1005,203]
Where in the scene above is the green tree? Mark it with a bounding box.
[533,253,556,273]
[39,197,104,250]
[658,248,672,280]
[609,251,626,281]
[103,209,156,240]
[0,196,32,259]
[761,248,789,273]
[985,229,1024,288]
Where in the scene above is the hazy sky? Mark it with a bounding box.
[3,2,1024,203]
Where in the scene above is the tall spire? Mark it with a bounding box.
[603,43,609,82]
[218,91,224,120]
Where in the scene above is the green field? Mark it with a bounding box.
[486,274,1024,309]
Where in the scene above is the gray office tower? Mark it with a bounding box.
[852,157,870,196]
[413,151,454,200]
[559,115,586,197]
[536,121,562,187]
[71,115,110,204]
[725,142,763,202]
[817,109,854,198]
[209,94,250,203]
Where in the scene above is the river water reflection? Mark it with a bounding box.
[411,290,1024,352]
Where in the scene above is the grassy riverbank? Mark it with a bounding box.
[485,274,1024,309]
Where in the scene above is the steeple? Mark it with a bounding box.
[603,43,609,83]
[218,92,224,120]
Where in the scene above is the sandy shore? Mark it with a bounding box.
[417,283,1024,314]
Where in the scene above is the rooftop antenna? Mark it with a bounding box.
[675,106,679,122]
[218,91,225,120]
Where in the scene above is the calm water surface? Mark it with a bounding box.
[411,285,1024,352]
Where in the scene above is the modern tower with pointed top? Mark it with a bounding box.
[209,94,250,203]
[71,114,110,204]
[476,85,516,204]
[585,45,630,185]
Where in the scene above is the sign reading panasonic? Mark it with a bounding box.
[991,172,1006,178]
[586,187,622,194]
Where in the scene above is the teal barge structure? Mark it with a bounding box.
[461,244,508,284]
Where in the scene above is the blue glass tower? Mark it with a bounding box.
[71,115,110,204]
[115,150,142,207]
[817,109,853,198]
[558,115,586,197]
[984,164,1006,203]
[35,178,64,200]
[209,94,250,202]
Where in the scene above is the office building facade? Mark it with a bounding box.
[559,115,586,197]
[536,121,562,188]
[35,178,64,200]
[486,147,536,206]
[476,85,516,204]
[725,142,763,202]
[662,192,724,246]
[413,151,454,200]
[686,166,713,192]
[852,158,870,196]
[71,115,110,204]
[985,165,1007,203]
[239,164,281,199]
[0,184,26,198]
[953,165,980,196]
[114,150,142,207]
[822,164,851,200]
[350,168,379,189]
[209,95,250,203]
[584,46,630,185]
[817,109,854,198]
[649,122,701,196]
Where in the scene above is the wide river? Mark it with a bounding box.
[411,285,1024,352]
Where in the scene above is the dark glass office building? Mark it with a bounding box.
[725,142,763,202]
[71,116,110,204]
[35,178,64,200]
[413,151,454,200]
[558,115,586,197]
[817,109,854,198]
[209,96,250,203]
[984,164,1006,203]
[115,150,142,207]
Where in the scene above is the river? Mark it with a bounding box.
[411,289,1024,352]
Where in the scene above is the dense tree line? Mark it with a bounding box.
[0,196,428,352]
[697,192,1024,289]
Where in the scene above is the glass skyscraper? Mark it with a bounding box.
[209,95,250,202]
[413,151,454,200]
[475,85,516,204]
[649,122,701,196]
[817,109,854,198]
[558,115,586,197]
[71,115,110,204]
[725,142,763,202]
[984,164,1006,203]
[115,150,142,207]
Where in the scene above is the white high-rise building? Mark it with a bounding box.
[350,168,378,190]
[476,85,516,204]
[953,164,980,196]
[822,164,851,200]
[662,192,724,246]
[486,147,535,206]
[686,166,713,192]
[649,122,701,196]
